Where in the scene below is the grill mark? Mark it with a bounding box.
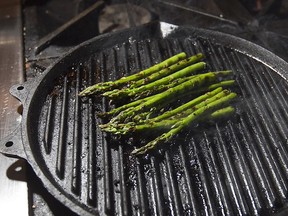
[99,52,113,213]
[178,145,199,215]
[164,151,183,215]
[143,40,153,68]
[175,38,186,55]
[193,136,215,216]
[56,76,68,179]
[150,40,165,63]
[279,80,288,100]
[205,40,223,71]
[136,40,147,72]
[86,58,97,206]
[118,145,129,215]
[156,39,170,62]
[71,65,81,195]
[42,95,54,154]
[135,159,148,215]
[193,38,206,57]
[103,131,112,213]
[121,42,129,77]
[165,39,179,56]
[151,157,165,216]
[129,41,141,75]
[186,38,199,56]
[87,98,97,205]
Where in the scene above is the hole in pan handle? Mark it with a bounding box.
[0,126,26,160]
[9,82,31,103]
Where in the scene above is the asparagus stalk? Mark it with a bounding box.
[132,71,233,99]
[131,92,237,155]
[102,62,206,99]
[126,87,224,123]
[79,52,187,96]
[150,87,223,122]
[101,106,235,135]
[110,72,218,123]
[130,53,205,88]
[98,79,235,118]
[209,106,235,119]
[98,94,155,117]
[153,70,233,92]
[131,108,156,122]
[102,89,230,134]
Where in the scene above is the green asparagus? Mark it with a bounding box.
[101,89,231,134]
[128,70,233,99]
[110,71,218,123]
[79,52,187,96]
[100,79,235,118]
[101,105,235,135]
[129,53,205,88]
[131,92,237,155]
[103,62,206,99]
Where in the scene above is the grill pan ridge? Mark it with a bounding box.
[2,22,288,215]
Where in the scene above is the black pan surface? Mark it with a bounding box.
[2,22,288,215]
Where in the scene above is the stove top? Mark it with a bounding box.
[3,0,288,215]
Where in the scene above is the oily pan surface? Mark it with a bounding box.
[26,35,288,215]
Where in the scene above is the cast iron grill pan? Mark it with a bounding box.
[2,22,288,215]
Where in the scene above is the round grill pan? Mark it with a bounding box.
[2,22,288,215]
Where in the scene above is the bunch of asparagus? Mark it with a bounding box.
[79,52,237,155]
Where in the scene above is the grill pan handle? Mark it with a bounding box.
[9,83,30,103]
[0,82,31,159]
[0,126,26,159]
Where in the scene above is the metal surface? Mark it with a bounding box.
[35,1,105,55]
[0,0,28,216]
[3,21,288,215]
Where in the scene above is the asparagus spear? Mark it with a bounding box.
[149,87,223,122]
[79,52,187,96]
[98,79,235,118]
[129,53,205,88]
[102,62,206,99]
[98,94,155,117]
[110,72,218,123]
[101,105,235,135]
[102,89,229,134]
[103,87,223,127]
[131,92,237,155]
[131,71,233,99]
